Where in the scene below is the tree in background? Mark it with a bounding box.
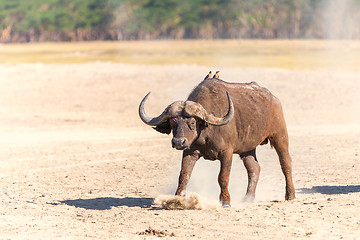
[0,0,116,42]
[1,0,360,42]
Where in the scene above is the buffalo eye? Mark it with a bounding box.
[188,118,196,130]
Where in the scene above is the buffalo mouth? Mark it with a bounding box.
[172,144,190,150]
[174,145,190,150]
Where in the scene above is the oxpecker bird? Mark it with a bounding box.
[204,71,212,80]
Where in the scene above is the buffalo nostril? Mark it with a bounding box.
[171,139,178,147]
[172,138,186,148]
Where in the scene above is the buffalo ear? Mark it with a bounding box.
[196,117,208,129]
[153,121,171,134]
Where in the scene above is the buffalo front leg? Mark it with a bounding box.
[175,150,200,197]
[240,149,261,202]
[218,151,233,207]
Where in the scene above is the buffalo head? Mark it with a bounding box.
[139,92,234,150]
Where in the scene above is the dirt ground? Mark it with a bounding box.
[0,62,359,239]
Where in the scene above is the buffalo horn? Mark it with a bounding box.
[185,92,234,126]
[138,92,170,126]
[204,92,234,126]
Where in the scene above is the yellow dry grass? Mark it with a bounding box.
[1,40,360,70]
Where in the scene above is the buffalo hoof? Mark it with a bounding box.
[175,190,186,197]
[285,193,296,201]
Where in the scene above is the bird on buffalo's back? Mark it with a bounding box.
[204,71,212,80]
[213,71,220,78]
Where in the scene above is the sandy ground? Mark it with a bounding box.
[0,62,359,239]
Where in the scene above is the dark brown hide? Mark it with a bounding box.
[187,80,281,157]
[140,79,295,206]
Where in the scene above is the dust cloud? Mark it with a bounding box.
[321,0,359,39]
[159,147,286,209]
[154,193,220,210]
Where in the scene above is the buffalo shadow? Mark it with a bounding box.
[59,197,154,210]
[298,185,360,195]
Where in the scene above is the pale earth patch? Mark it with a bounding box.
[0,63,359,239]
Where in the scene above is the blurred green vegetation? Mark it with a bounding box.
[0,0,360,42]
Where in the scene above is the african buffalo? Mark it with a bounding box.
[139,78,295,206]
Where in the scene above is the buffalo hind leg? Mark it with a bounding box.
[175,150,200,197]
[240,149,261,202]
[218,150,233,207]
[270,132,296,200]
